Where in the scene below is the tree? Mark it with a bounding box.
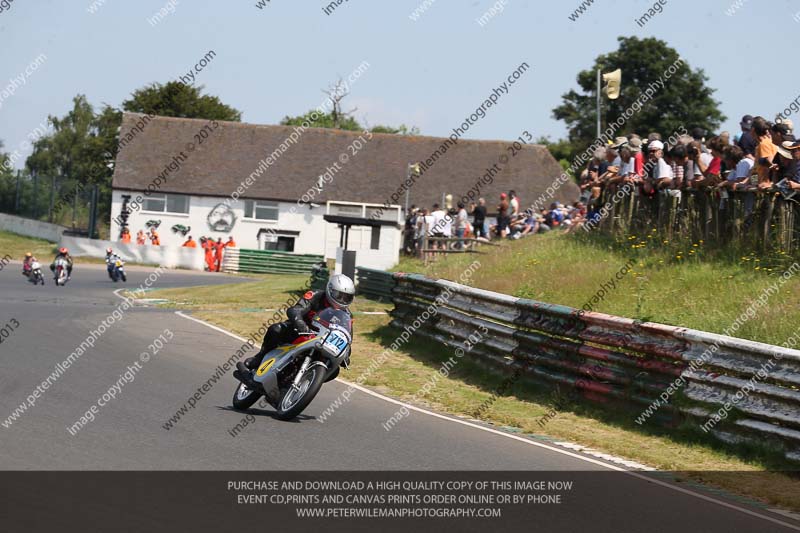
[281,109,363,131]
[122,81,242,122]
[281,78,419,135]
[370,124,420,135]
[24,95,113,225]
[553,36,725,156]
[535,136,572,171]
[0,141,18,213]
[23,83,242,230]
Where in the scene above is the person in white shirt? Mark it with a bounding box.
[508,190,520,217]
[720,145,754,189]
[649,140,673,189]
[429,203,447,250]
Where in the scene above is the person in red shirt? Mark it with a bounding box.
[630,137,645,180]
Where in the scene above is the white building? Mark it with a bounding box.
[110,190,402,269]
[110,113,572,270]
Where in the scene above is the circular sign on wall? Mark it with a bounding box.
[207,203,237,232]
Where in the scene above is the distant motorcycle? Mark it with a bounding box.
[53,257,69,286]
[27,261,44,286]
[107,256,127,283]
[232,307,352,421]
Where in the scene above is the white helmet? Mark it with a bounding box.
[326,274,355,309]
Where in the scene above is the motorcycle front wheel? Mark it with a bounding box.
[232,382,261,410]
[275,365,326,421]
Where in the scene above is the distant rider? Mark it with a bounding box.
[105,247,120,279]
[22,252,37,278]
[50,247,74,280]
[241,274,356,372]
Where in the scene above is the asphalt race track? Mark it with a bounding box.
[1,264,799,532]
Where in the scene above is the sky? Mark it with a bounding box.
[1,0,799,169]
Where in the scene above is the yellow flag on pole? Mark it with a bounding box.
[602,69,621,100]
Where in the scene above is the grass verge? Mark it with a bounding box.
[0,230,58,261]
[145,270,800,512]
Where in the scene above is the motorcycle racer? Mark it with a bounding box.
[50,247,74,280]
[22,252,36,277]
[105,247,121,279]
[243,274,355,371]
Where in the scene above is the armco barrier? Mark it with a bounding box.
[389,272,800,463]
[356,267,396,302]
[222,248,324,275]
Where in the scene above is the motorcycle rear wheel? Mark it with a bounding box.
[275,365,326,421]
[232,382,261,410]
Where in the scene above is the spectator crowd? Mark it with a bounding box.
[403,113,800,255]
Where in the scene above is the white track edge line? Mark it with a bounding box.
[172,310,800,531]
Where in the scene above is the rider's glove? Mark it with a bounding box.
[294,319,311,335]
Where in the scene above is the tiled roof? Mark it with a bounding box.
[112,113,578,208]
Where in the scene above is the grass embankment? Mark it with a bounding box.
[0,230,58,261]
[396,231,800,346]
[144,250,800,512]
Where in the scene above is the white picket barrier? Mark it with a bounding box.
[59,235,206,271]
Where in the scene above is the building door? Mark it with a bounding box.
[264,236,295,252]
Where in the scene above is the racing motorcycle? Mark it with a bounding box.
[108,257,127,283]
[53,257,69,286]
[232,307,351,421]
[27,261,44,286]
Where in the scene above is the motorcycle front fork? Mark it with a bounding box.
[291,357,312,390]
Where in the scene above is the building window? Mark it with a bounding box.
[142,193,189,214]
[366,206,399,221]
[245,200,279,221]
[265,236,295,252]
[370,226,381,250]
[329,203,363,217]
[166,195,190,214]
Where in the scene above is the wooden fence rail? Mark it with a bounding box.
[593,187,800,253]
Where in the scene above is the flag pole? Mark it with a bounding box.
[596,68,601,139]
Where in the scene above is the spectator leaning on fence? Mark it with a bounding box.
[737,114,757,156]
[404,108,800,253]
[783,139,800,189]
[668,143,688,190]
[752,116,777,190]
[772,122,796,182]
[720,145,753,191]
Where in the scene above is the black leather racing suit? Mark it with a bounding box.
[50,253,74,278]
[246,290,350,369]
